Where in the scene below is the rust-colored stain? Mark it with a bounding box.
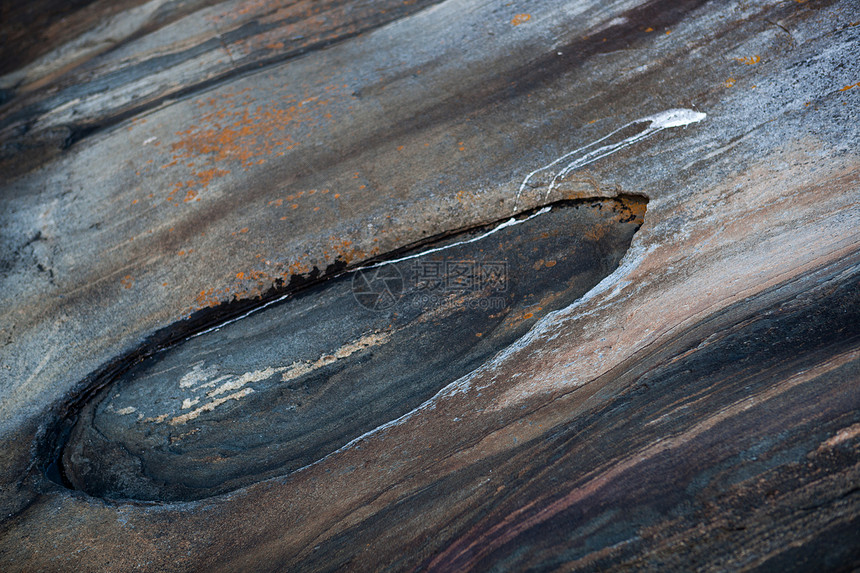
[184,235,371,315]
[622,196,648,223]
[161,84,345,204]
[839,82,859,91]
[511,14,531,26]
[268,188,332,212]
[184,182,644,317]
[735,55,760,65]
[584,223,609,242]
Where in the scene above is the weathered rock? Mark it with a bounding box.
[0,0,857,570]
[60,197,645,502]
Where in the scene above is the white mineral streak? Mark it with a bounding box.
[514,109,707,210]
[358,208,552,271]
[303,112,709,460]
[178,362,220,388]
[280,331,391,382]
[208,367,282,398]
[163,331,390,424]
[170,389,254,425]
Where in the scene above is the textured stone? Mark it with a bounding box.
[0,0,858,570]
[60,197,645,502]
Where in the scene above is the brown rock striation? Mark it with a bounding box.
[0,0,857,570]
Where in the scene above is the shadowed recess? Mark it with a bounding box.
[56,195,646,502]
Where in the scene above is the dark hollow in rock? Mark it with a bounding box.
[60,196,646,502]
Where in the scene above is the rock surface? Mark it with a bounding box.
[61,197,646,502]
[0,0,858,570]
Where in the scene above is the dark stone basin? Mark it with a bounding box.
[59,196,646,501]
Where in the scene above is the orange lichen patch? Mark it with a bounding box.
[120,275,134,289]
[735,55,760,65]
[131,199,138,205]
[511,13,530,26]
[644,27,654,32]
[724,78,737,87]
[584,221,613,242]
[328,237,365,264]
[267,188,332,210]
[196,167,231,186]
[184,233,372,315]
[194,288,223,308]
[166,168,231,203]
[839,82,859,91]
[162,85,344,202]
[621,196,648,223]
